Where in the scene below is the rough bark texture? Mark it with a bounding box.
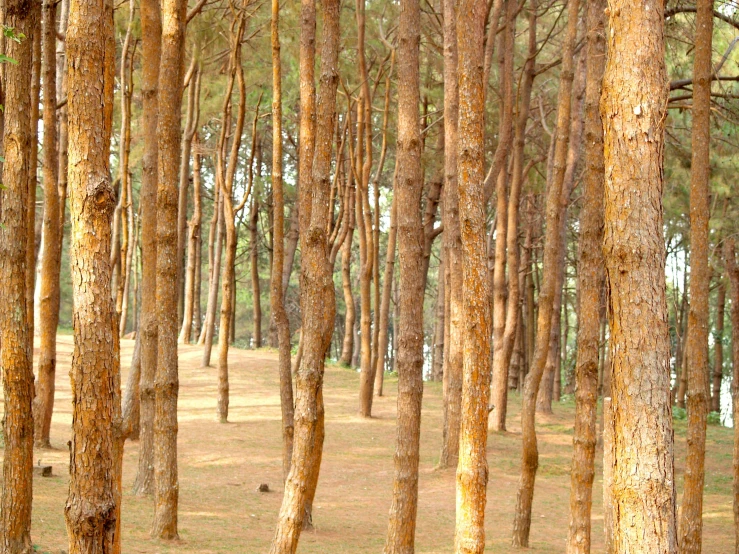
[133,0,161,497]
[601,0,677,550]
[511,0,579,545]
[678,0,713,550]
[180,127,203,344]
[35,0,61,449]
[725,241,739,554]
[268,0,338,547]
[438,0,462,470]
[383,0,424,548]
[453,0,491,551]
[152,0,187,537]
[271,0,295,479]
[566,0,605,550]
[64,0,119,547]
[0,0,36,549]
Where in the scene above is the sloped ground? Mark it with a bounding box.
[9,335,734,552]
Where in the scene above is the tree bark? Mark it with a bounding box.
[438,0,462,470]
[268,0,339,546]
[383,0,424,547]
[375,168,397,396]
[602,0,678,550]
[566,0,605,549]
[0,0,36,549]
[511,0,579,545]
[34,0,61,449]
[152,0,187,537]
[454,0,491,550]
[271,0,295,479]
[133,0,161,498]
[339,201,356,366]
[678,1,713,551]
[180,126,203,344]
[64,0,119,547]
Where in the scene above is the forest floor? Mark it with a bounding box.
[10,335,735,553]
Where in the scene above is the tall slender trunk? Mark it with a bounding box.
[250,184,262,348]
[678,0,713,550]
[453,0,491,551]
[339,203,356,366]
[602,0,677,550]
[116,0,135,337]
[133,0,161,498]
[217,32,254,422]
[201,193,224,361]
[566,0,605,549]
[511,0,579,544]
[491,0,526,432]
[271,0,294,479]
[64,0,119,547]
[375,166,398,396]
[383,0,424,546]
[180,124,203,344]
[269,0,339,544]
[0,0,36,549]
[431,250,445,383]
[26,0,41,342]
[712,279,725,413]
[438,0,462,470]
[724,240,739,554]
[152,0,187,536]
[35,0,61,449]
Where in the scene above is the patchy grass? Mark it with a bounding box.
[6,336,735,553]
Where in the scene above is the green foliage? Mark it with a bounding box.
[673,407,687,421]
[708,411,722,426]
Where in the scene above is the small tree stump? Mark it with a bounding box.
[34,465,52,477]
[257,483,270,493]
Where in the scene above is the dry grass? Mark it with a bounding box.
[7,335,734,552]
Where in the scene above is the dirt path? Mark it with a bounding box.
[7,335,734,552]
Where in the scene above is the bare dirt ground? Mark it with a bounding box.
[10,335,735,552]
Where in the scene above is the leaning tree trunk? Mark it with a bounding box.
[35,0,61,449]
[453,0,491,551]
[679,0,713,550]
[383,0,424,548]
[268,0,339,546]
[566,0,605,550]
[438,0,462,470]
[64,0,120,548]
[511,0,579,545]
[133,0,161,498]
[152,0,187,538]
[601,0,678,550]
[0,0,36,549]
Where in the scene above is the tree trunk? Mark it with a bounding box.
[34,0,61,449]
[268,0,339,546]
[375,166,398,396]
[271,0,295,479]
[724,240,739,554]
[26,0,41,343]
[453,0,491,551]
[251,187,262,348]
[64,0,119,547]
[152,0,187,537]
[180,128,203,344]
[438,0,462,470]
[678,0,713,550]
[566,0,605,549]
[602,0,677,550]
[491,0,529,432]
[0,0,36,548]
[200,193,224,361]
[383,0,424,546]
[133,0,161,498]
[339,211,356,366]
[512,0,579,544]
[712,279,725,413]
[431,247,445,383]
